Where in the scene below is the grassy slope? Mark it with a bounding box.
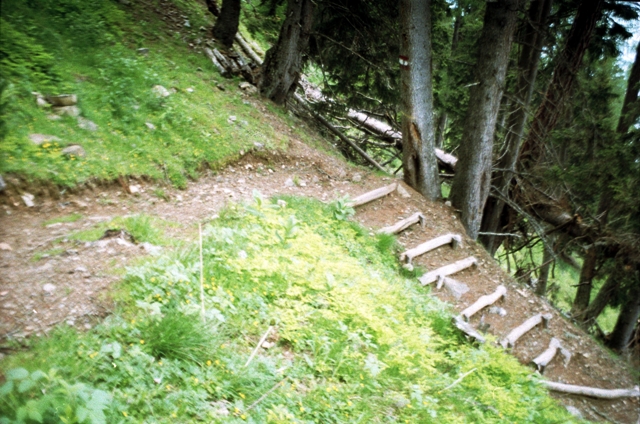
[0,1,582,423]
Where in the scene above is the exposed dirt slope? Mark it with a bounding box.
[0,138,638,423]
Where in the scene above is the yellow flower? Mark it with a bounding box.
[239,393,245,399]
[241,414,247,420]
[215,359,221,366]
[300,407,305,412]
[140,339,145,344]
[122,411,128,417]
[206,360,212,366]
[193,378,199,384]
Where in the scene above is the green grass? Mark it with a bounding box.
[42,213,83,227]
[68,214,168,245]
[1,196,581,423]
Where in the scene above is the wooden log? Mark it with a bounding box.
[293,94,387,173]
[235,33,263,65]
[346,110,458,170]
[540,381,640,399]
[377,212,425,235]
[349,183,398,207]
[453,315,485,344]
[419,256,477,286]
[500,313,552,348]
[460,285,507,321]
[400,234,462,263]
[532,337,572,373]
[204,48,228,76]
[437,276,470,300]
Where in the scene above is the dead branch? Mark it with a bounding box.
[500,313,552,349]
[460,285,507,321]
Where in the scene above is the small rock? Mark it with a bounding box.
[0,175,6,191]
[77,117,98,131]
[61,145,86,158]
[253,142,264,149]
[21,193,35,207]
[140,242,162,256]
[183,20,191,28]
[71,200,88,209]
[176,195,183,202]
[145,122,156,130]
[0,242,12,251]
[29,134,61,146]
[0,291,8,296]
[137,48,150,55]
[46,114,62,121]
[284,178,295,187]
[261,341,275,349]
[227,115,237,124]
[402,263,414,272]
[565,406,583,419]
[351,173,362,182]
[45,94,77,106]
[444,201,452,207]
[238,250,247,259]
[52,105,80,117]
[488,306,507,316]
[397,184,411,198]
[153,377,162,384]
[185,87,194,93]
[36,97,50,108]
[74,266,88,274]
[84,323,92,330]
[66,319,75,326]
[238,81,257,94]
[277,199,287,208]
[129,185,141,194]
[152,85,171,98]
[216,83,225,91]
[43,283,56,294]
[115,238,134,248]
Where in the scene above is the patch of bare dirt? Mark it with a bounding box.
[0,138,638,423]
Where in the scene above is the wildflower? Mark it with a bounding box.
[140,339,145,344]
[122,411,128,417]
[215,359,220,366]
[206,360,212,366]
[166,384,172,390]
[241,414,247,420]
[158,361,162,366]
[239,393,245,399]
[300,407,305,412]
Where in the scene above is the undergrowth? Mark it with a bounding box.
[1,196,581,423]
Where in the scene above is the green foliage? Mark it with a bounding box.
[42,213,83,227]
[4,196,580,422]
[329,196,355,221]
[0,368,111,424]
[68,214,167,244]
[141,310,217,364]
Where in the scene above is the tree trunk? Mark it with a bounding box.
[581,272,619,326]
[259,0,315,105]
[480,0,552,253]
[450,0,522,240]
[617,41,640,134]
[205,0,220,17]
[607,284,640,352]
[571,245,598,318]
[399,0,440,200]
[212,0,241,48]
[435,14,462,149]
[535,241,554,296]
[518,0,604,167]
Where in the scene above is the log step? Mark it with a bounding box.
[531,337,571,374]
[348,183,398,207]
[419,256,477,286]
[460,285,507,321]
[500,313,552,349]
[452,315,486,344]
[540,381,640,399]
[400,233,462,263]
[378,212,425,235]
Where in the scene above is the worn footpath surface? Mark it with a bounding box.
[0,139,638,423]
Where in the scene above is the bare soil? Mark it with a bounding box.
[1,138,638,423]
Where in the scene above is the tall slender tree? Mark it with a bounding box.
[399,0,440,200]
[450,0,522,240]
[260,0,315,105]
[212,0,240,48]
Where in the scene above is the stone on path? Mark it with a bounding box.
[43,283,56,294]
[77,117,98,131]
[0,242,12,251]
[29,134,61,146]
[21,193,35,207]
[52,105,81,117]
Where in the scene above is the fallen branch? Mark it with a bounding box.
[349,183,398,207]
[378,212,425,235]
[235,33,263,65]
[460,285,507,321]
[500,313,552,349]
[532,337,571,373]
[401,234,462,264]
[442,368,477,392]
[540,381,640,399]
[244,326,273,367]
[293,94,387,173]
[246,377,289,412]
[204,47,228,76]
[452,316,485,344]
[419,256,477,286]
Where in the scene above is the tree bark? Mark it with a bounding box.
[480,0,552,253]
[260,0,315,105]
[607,283,640,352]
[518,0,605,167]
[399,0,440,200]
[571,245,598,318]
[617,41,640,134]
[535,241,554,296]
[212,0,241,48]
[450,0,522,240]
[581,272,619,326]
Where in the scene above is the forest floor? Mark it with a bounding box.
[1,135,639,423]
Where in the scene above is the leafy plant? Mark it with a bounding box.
[0,368,111,424]
[330,196,355,221]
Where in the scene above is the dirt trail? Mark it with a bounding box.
[0,139,638,423]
